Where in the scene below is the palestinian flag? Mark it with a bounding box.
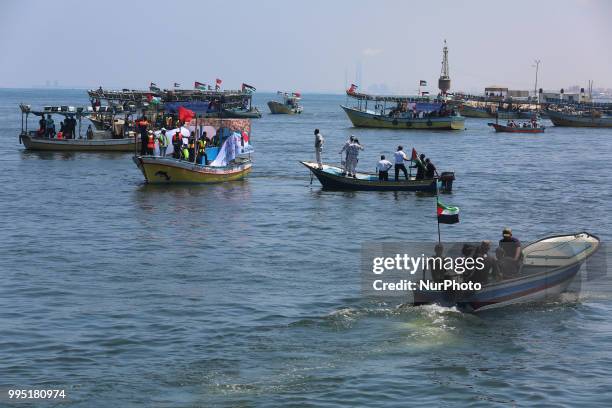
[149,82,160,92]
[195,81,207,90]
[174,82,181,88]
[437,198,459,224]
[419,80,427,86]
[241,83,256,93]
[411,148,425,170]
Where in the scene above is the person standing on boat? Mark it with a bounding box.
[146,130,155,155]
[314,129,324,169]
[172,130,182,159]
[37,115,46,136]
[157,128,169,157]
[45,114,55,138]
[376,155,392,181]
[339,135,355,174]
[86,124,94,140]
[346,138,363,178]
[393,146,410,181]
[498,228,522,276]
[411,153,427,180]
[136,114,149,156]
[197,135,208,165]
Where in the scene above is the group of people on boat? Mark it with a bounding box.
[430,228,523,286]
[387,102,457,119]
[506,118,540,128]
[37,114,78,139]
[137,112,223,165]
[314,130,437,181]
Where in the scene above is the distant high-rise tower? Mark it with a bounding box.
[438,40,451,95]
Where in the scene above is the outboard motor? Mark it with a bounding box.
[439,171,455,193]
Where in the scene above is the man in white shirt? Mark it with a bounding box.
[314,128,324,169]
[393,145,410,181]
[376,155,393,181]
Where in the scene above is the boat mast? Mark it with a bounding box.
[533,59,541,103]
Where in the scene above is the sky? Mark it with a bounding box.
[0,0,611,94]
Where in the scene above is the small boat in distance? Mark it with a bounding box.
[301,161,455,192]
[18,104,137,152]
[488,122,545,133]
[342,89,464,130]
[267,92,303,114]
[545,109,612,128]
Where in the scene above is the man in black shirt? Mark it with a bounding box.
[498,228,522,277]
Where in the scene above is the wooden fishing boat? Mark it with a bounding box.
[20,134,137,152]
[341,105,464,130]
[267,92,303,114]
[301,161,455,192]
[546,110,612,127]
[221,107,262,119]
[413,232,600,312]
[487,123,545,133]
[18,104,137,152]
[134,156,252,184]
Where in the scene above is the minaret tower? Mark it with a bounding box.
[438,40,451,95]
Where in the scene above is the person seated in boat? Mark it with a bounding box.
[393,146,410,181]
[427,244,446,283]
[86,124,94,140]
[424,158,437,179]
[464,241,494,285]
[498,228,523,277]
[376,155,392,181]
[45,115,55,138]
[345,138,363,178]
[37,116,46,136]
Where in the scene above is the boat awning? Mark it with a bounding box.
[347,91,432,103]
[485,86,508,93]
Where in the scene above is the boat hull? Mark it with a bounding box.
[414,232,599,312]
[341,105,464,130]
[267,101,302,114]
[301,161,438,192]
[488,123,545,133]
[135,156,252,184]
[546,110,612,127]
[20,134,137,152]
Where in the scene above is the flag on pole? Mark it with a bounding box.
[178,106,195,123]
[419,80,427,86]
[421,91,430,96]
[241,83,256,93]
[174,82,181,88]
[437,198,460,224]
[347,84,358,94]
[215,78,222,90]
[149,82,160,92]
[195,81,207,90]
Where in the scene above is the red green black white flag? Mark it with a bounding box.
[437,198,459,224]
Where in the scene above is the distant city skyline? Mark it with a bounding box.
[1,0,611,94]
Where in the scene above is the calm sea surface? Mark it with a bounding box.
[1,89,612,407]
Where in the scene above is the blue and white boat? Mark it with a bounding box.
[415,232,600,312]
